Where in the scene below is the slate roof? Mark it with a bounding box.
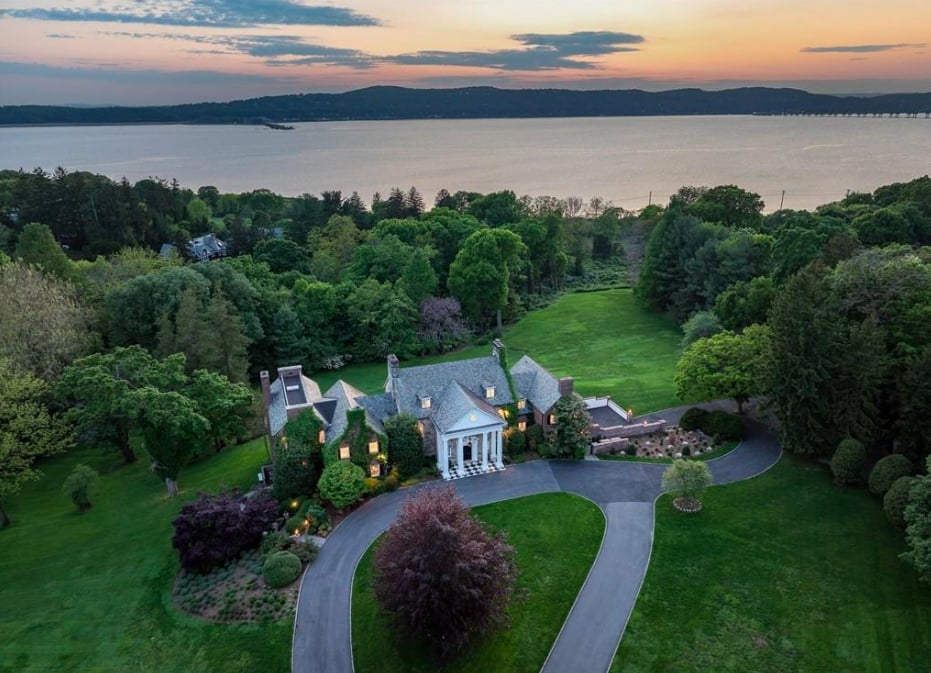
[390,356,513,420]
[510,355,561,413]
[322,380,387,442]
[267,377,289,436]
[432,381,504,433]
[267,372,324,437]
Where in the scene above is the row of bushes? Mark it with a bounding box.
[830,438,916,526]
[678,407,744,442]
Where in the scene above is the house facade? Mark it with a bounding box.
[260,340,571,480]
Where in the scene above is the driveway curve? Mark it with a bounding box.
[292,407,781,673]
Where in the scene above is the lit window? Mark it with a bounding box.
[518,398,527,409]
[369,462,381,478]
[339,444,350,460]
[368,439,379,455]
[417,422,425,435]
[421,396,431,409]
[485,386,495,398]
[498,409,509,419]
[518,420,527,431]
[548,414,557,425]
[318,429,326,444]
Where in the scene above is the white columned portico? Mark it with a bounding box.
[456,436,464,476]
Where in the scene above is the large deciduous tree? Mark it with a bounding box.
[384,414,424,478]
[373,486,517,660]
[902,457,931,584]
[675,324,771,414]
[448,228,526,331]
[184,369,254,451]
[131,387,209,497]
[551,394,592,460]
[0,262,94,382]
[0,360,73,527]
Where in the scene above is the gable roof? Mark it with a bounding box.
[323,380,386,442]
[510,354,561,413]
[390,355,513,420]
[432,381,505,433]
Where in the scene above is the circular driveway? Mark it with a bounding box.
[292,407,781,673]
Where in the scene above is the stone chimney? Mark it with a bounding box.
[386,354,400,400]
[491,339,506,365]
[558,377,574,398]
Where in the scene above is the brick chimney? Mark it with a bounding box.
[558,377,574,398]
[260,370,271,409]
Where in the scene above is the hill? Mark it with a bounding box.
[2,86,930,125]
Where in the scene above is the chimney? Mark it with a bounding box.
[558,377,574,398]
[491,339,505,365]
[260,370,271,409]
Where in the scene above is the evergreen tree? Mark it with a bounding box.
[202,288,252,383]
[399,248,438,305]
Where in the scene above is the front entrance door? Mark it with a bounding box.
[463,443,473,462]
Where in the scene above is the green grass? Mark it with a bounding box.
[351,492,605,673]
[612,456,931,673]
[598,441,739,464]
[316,288,682,413]
[0,439,292,673]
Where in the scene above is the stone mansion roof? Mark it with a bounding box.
[261,341,565,445]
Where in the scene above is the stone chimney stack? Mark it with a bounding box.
[558,377,574,398]
[491,339,505,365]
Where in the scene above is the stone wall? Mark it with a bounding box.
[591,419,667,440]
[591,437,630,455]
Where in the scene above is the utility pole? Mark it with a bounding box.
[779,190,785,210]
[648,191,652,206]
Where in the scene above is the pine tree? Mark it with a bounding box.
[202,289,252,383]
[399,248,438,305]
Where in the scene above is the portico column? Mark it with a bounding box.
[456,436,464,476]
[482,431,489,472]
[495,430,504,468]
[438,432,449,479]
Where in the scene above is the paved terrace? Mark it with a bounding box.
[292,402,782,673]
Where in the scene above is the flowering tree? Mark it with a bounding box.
[373,486,517,660]
[662,459,712,511]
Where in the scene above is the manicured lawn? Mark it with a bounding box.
[351,492,605,673]
[317,288,682,413]
[0,439,292,673]
[612,456,931,673]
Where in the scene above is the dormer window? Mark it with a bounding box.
[518,398,527,409]
[484,385,495,399]
[420,395,431,409]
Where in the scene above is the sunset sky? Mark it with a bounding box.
[0,0,928,105]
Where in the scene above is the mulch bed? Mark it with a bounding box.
[672,496,703,513]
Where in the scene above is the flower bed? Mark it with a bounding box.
[622,427,717,459]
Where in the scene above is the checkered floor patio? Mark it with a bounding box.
[444,463,507,480]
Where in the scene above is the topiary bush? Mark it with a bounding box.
[884,476,918,528]
[61,464,99,512]
[172,490,280,574]
[262,551,302,588]
[831,438,866,485]
[298,502,329,534]
[678,407,709,432]
[701,410,744,442]
[318,460,366,509]
[869,454,913,497]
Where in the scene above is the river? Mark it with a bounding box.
[1,115,929,211]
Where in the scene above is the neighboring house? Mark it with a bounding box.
[260,340,573,480]
[186,234,227,260]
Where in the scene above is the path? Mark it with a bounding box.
[292,407,781,673]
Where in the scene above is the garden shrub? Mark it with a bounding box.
[525,424,545,452]
[624,445,637,456]
[365,477,385,495]
[681,446,691,457]
[172,490,279,574]
[298,502,329,533]
[678,407,708,432]
[61,464,99,512]
[384,474,400,491]
[506,429,527,457]
[868,454,913,497]
[262,551,302,588]
[701,410,744,442]
[884,476,917,528]
[285,514,306,535]
[318,460,366,509]
[260,532,319,564]
[831,438,866,485]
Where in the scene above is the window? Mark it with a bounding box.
[518,420,527,431]
[339,444,350,460]
[518,398,527,409]
[485,385,495,399]
[498,409,509,419]
[369,462,381,478]
[420,396,431,409]
[318,429,326,444]
[368,439,379,455]
[417,422,425,435]
[548,414,557,425]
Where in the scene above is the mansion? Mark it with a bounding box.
[260,340,573,480]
